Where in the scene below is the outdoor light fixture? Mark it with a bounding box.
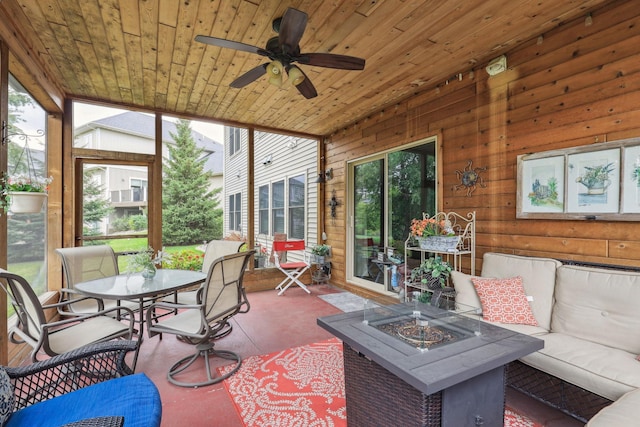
[486,55,507,76]
[316,168,333,183]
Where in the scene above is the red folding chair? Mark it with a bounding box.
[273,240,311,295]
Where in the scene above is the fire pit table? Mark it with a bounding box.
[317,299,543,426]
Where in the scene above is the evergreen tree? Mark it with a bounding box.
[82,168,113,236]
[162,119,222,245]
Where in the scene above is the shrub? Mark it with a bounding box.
[163,249,204,271]
[129,215,147,231]
[111,216,130,232]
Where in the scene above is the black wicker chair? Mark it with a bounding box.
[2,340,161,427]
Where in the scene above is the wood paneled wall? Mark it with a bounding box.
[324,0,640,291]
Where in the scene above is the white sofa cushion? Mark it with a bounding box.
[520,333,640,401]
[451,270,482,310]
[481,253,561,331]
[552,265,640,355]
[586,388,640,427]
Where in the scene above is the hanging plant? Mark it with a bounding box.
[1,127,52,214]
[0,173,53,213]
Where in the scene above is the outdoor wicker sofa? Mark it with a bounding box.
[452,252,640,423]
[1,340,161,427]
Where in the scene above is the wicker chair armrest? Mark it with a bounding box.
[61,416,125,427]
[5,340,137,410]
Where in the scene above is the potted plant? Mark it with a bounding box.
[410,213,459,251]
[311,244,331,264]
[126,247,169,279]
[410,256,452,290]
[0,173,53,214]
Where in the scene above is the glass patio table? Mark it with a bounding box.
[74,268,206,367]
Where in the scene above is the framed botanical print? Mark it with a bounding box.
[622,145,640,213]
[566,149,620,214]
[517,137,640,220]
[518,156,564,214]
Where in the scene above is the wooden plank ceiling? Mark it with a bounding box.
[3,0,615,137]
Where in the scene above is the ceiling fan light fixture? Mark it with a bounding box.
[195,7,365,98]
[287,66,305,86]
[267,60,284,87]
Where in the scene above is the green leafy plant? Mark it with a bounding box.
[410,256,452,288]
[126,247,170,273]
[311,244,331,256]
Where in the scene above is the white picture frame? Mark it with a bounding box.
[622,145,640,213]
[567,149,620,214]
[518,156,565,215]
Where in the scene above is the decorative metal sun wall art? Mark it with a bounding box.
[453,160,487,197]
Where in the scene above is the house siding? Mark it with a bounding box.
[253,132,319,250]
[224,128,249,237]
[223,128,319,253]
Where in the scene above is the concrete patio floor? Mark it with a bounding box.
[133,283,582,427]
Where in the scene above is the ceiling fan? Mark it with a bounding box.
[195,7,365,99]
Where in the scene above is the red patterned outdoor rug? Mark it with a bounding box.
[221,339,542,427]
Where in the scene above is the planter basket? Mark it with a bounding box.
[417,235,460,251]
[9,191,47,214]
[312,254,326,264]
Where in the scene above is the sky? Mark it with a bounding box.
[73,101,226,144]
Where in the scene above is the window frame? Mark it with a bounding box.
[271,180,285,234]
[229,192,242,232]
[258,184,269,234]
[229,128,241,157]
[287,174,305,240]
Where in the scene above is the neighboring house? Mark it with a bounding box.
[74,112,224,233]
[223,127,319,254]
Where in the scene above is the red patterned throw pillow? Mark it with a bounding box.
[470,276,538,325]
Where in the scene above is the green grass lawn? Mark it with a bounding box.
[5,240,205,316]
[102,237,200,254]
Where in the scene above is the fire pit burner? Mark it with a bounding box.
[374,318,460,349]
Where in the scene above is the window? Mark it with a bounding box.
[229,127,241,156]
[6,75,48,296]
[288,174,305,239]
[258,185,269,234]
[272,181,284,233]
[229,192,242,231]
[348,138,436,291]
[130,178,147,202]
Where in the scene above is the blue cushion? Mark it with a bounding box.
[6,373,161,427]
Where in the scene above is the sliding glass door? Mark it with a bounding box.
[348,138,436,292]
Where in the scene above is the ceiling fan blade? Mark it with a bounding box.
[298,53,365,70]
[230,64,268,88]
[278,8,308,55]
[195,35,263,55]
[293,68,318,99]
